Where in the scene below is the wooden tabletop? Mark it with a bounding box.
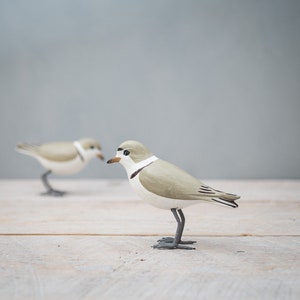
[0,179,299,299]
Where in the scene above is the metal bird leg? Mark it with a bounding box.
[153,208,196,250]
[157,209,197,245]
[41,170,65,196]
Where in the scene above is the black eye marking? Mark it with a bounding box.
[90,145,95,149]
[117,148,123,151]
[123,150,130,156]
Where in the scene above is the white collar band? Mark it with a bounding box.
[130,155,158,179]
[73,141,85,162]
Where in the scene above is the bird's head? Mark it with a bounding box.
[78,138,104,161]
[107,140,153,170]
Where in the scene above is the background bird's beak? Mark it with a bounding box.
[107,157,121,164]
[97,153,105,160]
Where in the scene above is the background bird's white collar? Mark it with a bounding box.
[73,141,85,161]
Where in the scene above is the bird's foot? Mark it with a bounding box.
[153,241,195,250]
[157,237,197,245]
[42,189,66,197]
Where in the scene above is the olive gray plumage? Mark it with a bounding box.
[17,138,104,196]
[107,140,240,250]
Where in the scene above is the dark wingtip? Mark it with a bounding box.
[232,201,238,208]
[212,198,239,208]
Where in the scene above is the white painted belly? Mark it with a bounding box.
[37,156,86,175]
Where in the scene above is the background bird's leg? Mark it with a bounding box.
[153,208,195,250]
[157,209,196,245]
[41,170,65,196]
[41,170,52,191]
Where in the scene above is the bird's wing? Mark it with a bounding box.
[16,143,40,156]
[139,159,218,200]
[38,142,78,162]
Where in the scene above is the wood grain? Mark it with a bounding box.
[0,180,299,300]
[0,236,299,300]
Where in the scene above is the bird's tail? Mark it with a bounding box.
[16,143,40,157]
[212,192,240,208]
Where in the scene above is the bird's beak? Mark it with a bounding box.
[97,153,105,160]
[107,157,121,164]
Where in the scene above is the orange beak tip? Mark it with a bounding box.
[107,157,121,164]
[97,153,105,160]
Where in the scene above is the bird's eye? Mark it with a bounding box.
[123,150,130,156]
[90,145,95,149]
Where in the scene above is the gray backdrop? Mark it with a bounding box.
[1,0,299,180]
